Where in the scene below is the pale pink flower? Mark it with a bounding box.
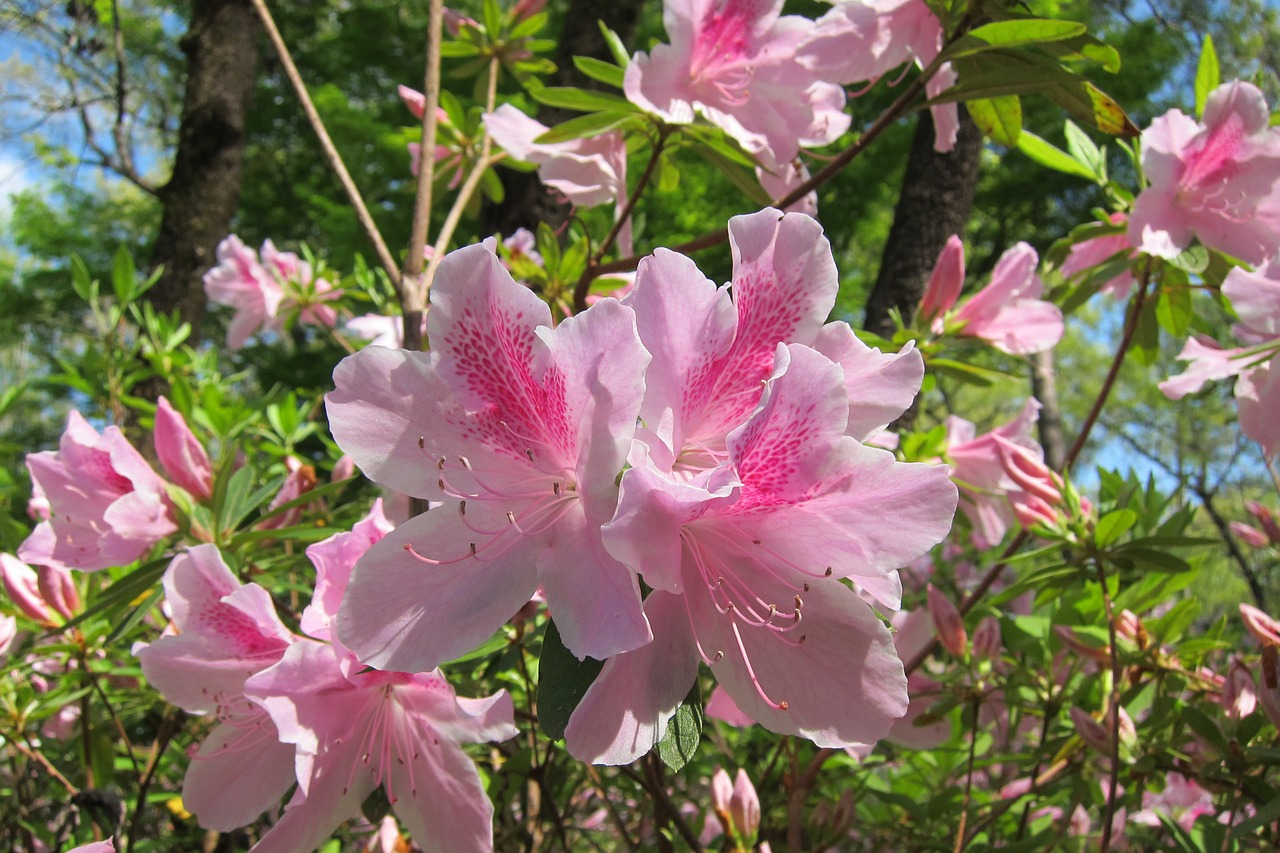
[67,842,115,853]
[1241,602,1280,647]
[502,227,544,267]
[1058,213,1138,300]
[42,701,80,740]
[484,105,627,207]
[327,242,653,670]
[255,460,317,532]
[154,397,214,502]
[20,412,177,571]
[2,553,54,624]
[1162,259,1280,455]
[261,241,343,329]
[344,313,426,350]
[135,545,298,832]
[705,685,757,727]
[796,0,958,151]
[1129,81,1280,264]
[1129,773,1217,833]
[1224,657,1259,719]
[203,235,285,350]
[624,0,849,169]
[243,503,518,853]
[709,767,761,841]
[951,243,1064,354]
[757,159,817,216]
[564,343,956,763]
[944,399,1045,548]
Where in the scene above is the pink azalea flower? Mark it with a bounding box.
[757,159,817,216]
[945,399,1045,549]
[37,563,80,620]
[242,502,518,853]
[623,208,925,490]
[1129,81,1280,265]
[135,545,298,832]
[484,105,627,208]
[564,343,956,763]
[261,240,344,329]
[624,0,849,169]
[154,396,214,502]
[203,235,285,350]
[67,842,116,853]
[20,412,177,571]
[1128,773,1217,833]
[950,242,1064,354]
[796,0,958,152]
[1058,213,1138,300]
[1162,259,1280,455]
[709,767,761,842]
[327,242,653,670]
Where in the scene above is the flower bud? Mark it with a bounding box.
[1,553,53,624]
[1241,603,1280,647]
[927,584,967,657]
[730,769,760,841]
[332,453,356,483]
[0,614,16,658]
[37,565,80,620]
[154,397,214,501]
[1053,625,1111,663]
[1070,706,1111,757]
[919,235,965,325]
[972,616,1001,662]
[1231,521,1270,549]
[1114,609,1146,649]
[1224,658,1258,720]
[1247,501,1280,544]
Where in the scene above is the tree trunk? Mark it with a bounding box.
[148,0,260,336]
[1031,350,1068,470]
[864,106,983,338]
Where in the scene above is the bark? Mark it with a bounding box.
[148,0,259,336]
[863,106,983,338]
[1031,350,1068,470]
[479,0,650,236]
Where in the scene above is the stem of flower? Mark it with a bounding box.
[403,0,446,349]
[248,0,399,286]
[1097,559,1122,853]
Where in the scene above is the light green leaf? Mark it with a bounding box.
[968,95,1022,146]
[531,86,637,114]
[573,56,625,89]
[534,111,634,144]
[1017,130,1095,179]
[943,19,1088,60]
[1195,35,1219,118]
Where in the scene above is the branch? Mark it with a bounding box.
[1193,481,1267,609]
[248,0,400,285]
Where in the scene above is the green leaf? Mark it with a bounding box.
[598,21,631,67]
[112,245,136,304]
[481,0,502,37]
[1235,792,1280,836]
[62,557,170,633]
[1195,36,1220,118]
[249,477,353,529]
[690,144,772,207]
[1155,286,1193,339]
[537,620,604,740]
[105,585,165,644]
[1016,130,1096,180]
[70,255,96,303]
[1131,296,1160,367]
[1095,508,1137,547]
[362,786,393,823]
[1063,120,1103,175]
[967,95,1022,146]
[943,19,1087,60]
[1168,244,1210,274]
[531,86,637,114]
[573,56,625,89]
[534,111,634,144]
[438,41,481,58]
[1116,547,1192,574]
[655,683,703,772]
[216,463,260,537]
[929,358,1018,387]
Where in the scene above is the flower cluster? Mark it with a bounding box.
[137,503,518,851]
[327,207,958,765]
[204,235,343,349]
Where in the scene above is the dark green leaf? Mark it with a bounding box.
[537,620,604,740]
[62,557,170,633]
[655,683,703,772]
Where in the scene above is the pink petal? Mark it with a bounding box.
[300,500,394,643]
[810,323,924,441]
[388,735,499,853]
[154,397,214,501]
[1236,357,1280,457]
[182,718,297,831]
[564,590,700,765]
[1159,337,1250,399]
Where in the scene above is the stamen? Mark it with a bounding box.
[730,622,788,711]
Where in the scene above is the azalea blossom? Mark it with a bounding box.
[1161,258,1280,455]
[203,235,285,349]
[135,545,298,832]
[944,399,1047,548]
[796,0,959,152]
[1058,213,1138,300]
[564,343,956,763]
[20,411,177,571]
[328,241,653,671]
[921,237,1064,354]
[484,105,628,208]
[242,502,518,853]
[624,0,849,169]
[1129,80,1280,264]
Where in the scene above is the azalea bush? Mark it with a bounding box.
[7,0,1280,851]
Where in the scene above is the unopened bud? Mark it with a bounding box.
[1,553,53,624]
[919,235,965,325]
[332,454,356,483]
[1231,521,1270,549]
[1247,501,1280,544]
[1224,658,1258,720]
[1114,609,1146,649]
[1054,625,1111,663]
[972,616,1001,661]
[37,565,79,620]
[927,584,967,657]
[1070,707,1112,757]
[1241,603,1280,647]
[154,397,214,501]
[730,769,760,840]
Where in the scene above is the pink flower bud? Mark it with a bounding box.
[511,0,546,21]
[1114,609,1147,649]
[397,85,454,125]
[711,767,734,826]
[996,436,1062,506]
[1012,493,1061,528]
[1054,624,1111,663]
[1241,603,1280,647]
[0,614,16,658]
[1,553,53,624]
[1247,501,1280,544]
[1259,650,1280,728]
[1231,521,1270,549]
[37,565,79,620]
[1224,658,1258,720]
[919,235,965,324]
[442,7,478,37]
[730,769,761,840]
[154,397,214,501]
[1070,706,1111,757]
[1069,804,1092,837]
[927,584,967,657]
[999,777,1033,799]
[972,616,1001,661]
[332,453,355,483]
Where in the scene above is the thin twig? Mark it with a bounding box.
[1097,559,1122,853]
[125,706,182,853]
[786,747,835,852]
[955,695,982,853]
[15,733,79,796]
[401,0,446,348]
[80,649,141,777]
[248,0,399,285]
